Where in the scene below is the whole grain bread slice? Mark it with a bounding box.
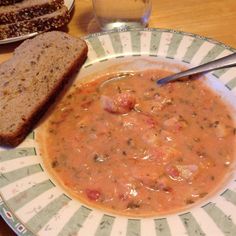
[0,0,22,6]
[0,0,64,24]
[0,6,70,40]
[0,31,88,147]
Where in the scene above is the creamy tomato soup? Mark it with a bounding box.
[40,69,236,216]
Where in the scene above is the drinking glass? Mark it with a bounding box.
[92,0,152,31]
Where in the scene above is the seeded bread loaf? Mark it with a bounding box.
[0,31,88,147]
[0,6,69,40]
[0,0,64,24]
[0,0,22,6]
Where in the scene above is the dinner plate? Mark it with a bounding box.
[0,0,74,45]
[1,28,236,236]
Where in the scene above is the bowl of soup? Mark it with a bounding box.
[0,29,236,236]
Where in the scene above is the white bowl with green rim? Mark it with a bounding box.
[0,28,236,236]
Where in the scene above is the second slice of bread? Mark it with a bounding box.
[0,0,64,24]
[0,6,70,40]
[0,31,88,147]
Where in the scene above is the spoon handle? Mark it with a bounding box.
[157,52,236,85]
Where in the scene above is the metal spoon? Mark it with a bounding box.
[157,52,236,85]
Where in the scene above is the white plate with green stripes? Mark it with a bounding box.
[1,28,236,236]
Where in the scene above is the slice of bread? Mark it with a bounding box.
[0,0,22,6]
[0,31,88,147]
[0,6,70,40]
[0,0,64,24]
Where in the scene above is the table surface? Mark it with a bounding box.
[1,0,236,235]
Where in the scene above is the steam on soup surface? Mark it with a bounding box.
[40,69,236,216]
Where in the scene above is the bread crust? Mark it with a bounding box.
[0,31,88,147]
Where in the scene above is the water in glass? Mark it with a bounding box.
[92,0,152,31]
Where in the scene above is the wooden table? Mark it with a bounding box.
[1,0,236,235]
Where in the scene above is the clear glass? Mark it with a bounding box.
[92,0,152,31]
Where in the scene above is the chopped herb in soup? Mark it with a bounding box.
[40,69,236,216]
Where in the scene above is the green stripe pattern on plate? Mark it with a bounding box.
[130,31,141,55]
[154,218,171,236]
[226,77,236,90]
[0,164,42,188]
[166,33,183,59]
[109,32,123,55]
[26,194,71,233]
[221,189,236,205]
[179,212,205,236]
[203,202,236,235]
[200,45,225,64]
[149,31,162,55]
[58,206,91,236]
[6,180,54,211]
[95,214,115,236]
[0,147,36,162]
[126,219,141,236]
[87,37,106,59]
[183,38,204,63]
